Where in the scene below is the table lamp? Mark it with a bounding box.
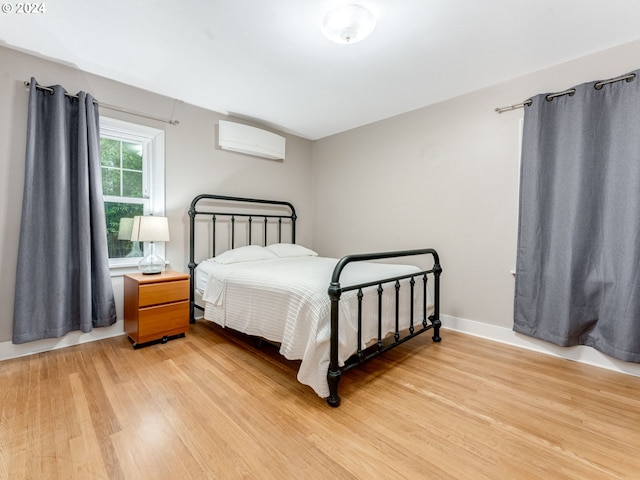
[130,215,170,274]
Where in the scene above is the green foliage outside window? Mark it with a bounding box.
[101,138,145,259]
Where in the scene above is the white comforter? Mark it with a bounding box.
[197,256,430,398]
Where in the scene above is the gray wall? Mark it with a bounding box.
[0,46,314,346]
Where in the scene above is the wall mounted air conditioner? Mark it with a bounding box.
[218,120,286,160]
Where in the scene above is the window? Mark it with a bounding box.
[100,117,165,269]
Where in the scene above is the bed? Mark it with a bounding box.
[188,194,442,407]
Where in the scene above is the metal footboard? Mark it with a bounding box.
[326,249,442,407]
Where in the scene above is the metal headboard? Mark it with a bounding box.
[187,194,297,322]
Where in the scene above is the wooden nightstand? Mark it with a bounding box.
[124,270,190,348]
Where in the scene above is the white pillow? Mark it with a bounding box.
[213,245,277,264]
[265,243,318,258]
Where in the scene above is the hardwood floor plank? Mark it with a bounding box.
[0,356,26,479]
[2,322,640,479]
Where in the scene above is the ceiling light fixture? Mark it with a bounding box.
[321,4,376,44]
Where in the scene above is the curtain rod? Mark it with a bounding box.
[494,99,532,114]
[23,81,180,125]
[495,72,637,114]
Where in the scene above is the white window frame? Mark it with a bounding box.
[100,117,165,272]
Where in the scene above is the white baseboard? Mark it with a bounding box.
[0,320,126,361]
[442,314,640,378]
[2,315,639,379]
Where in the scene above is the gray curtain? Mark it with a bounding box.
[514,69,640,363]
[12,79,116,344]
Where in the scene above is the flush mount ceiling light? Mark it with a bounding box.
[321,4,376,44]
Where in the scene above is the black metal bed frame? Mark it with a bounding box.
[188,194,442,407]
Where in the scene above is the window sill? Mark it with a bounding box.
[109,262,143,277]
[109,260,171,277]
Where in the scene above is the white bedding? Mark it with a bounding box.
[196,256,432,398]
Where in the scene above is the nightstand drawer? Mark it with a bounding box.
[139,280,189,307]
[138,300,190,342]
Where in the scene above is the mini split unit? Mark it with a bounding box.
[218,120,286,160]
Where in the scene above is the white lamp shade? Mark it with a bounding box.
[321,4,376,44]
[131,216,170,242]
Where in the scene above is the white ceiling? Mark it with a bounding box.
[2,0,640,139]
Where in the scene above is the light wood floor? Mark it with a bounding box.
[1,322,639,480]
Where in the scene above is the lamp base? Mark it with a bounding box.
[137,243,166,275]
